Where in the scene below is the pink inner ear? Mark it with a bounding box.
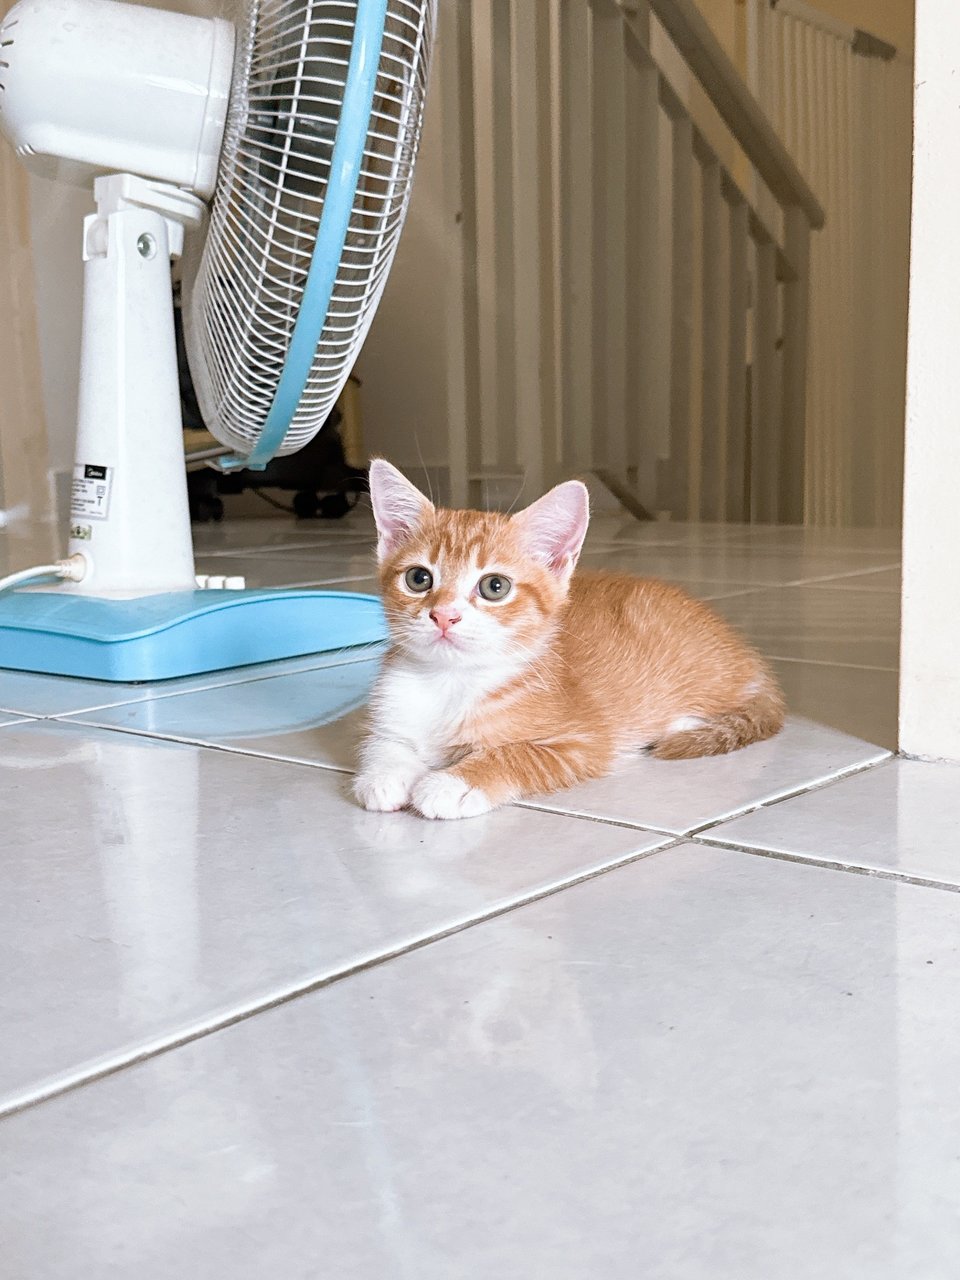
[368,459,433,556]
[513,481,590,574]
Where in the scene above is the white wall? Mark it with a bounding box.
[899,0,960,762]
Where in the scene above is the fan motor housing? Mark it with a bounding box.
[0,0,234,198]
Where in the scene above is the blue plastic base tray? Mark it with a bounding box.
[0,588,387,682]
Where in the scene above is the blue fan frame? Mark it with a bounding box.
[229,0,389,470]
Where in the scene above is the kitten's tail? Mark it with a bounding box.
[652,679,785,761]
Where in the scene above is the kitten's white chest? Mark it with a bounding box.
[371,661,486,765]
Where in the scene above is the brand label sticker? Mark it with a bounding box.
[71,464,112,521]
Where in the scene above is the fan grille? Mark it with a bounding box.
[183,0,435,458]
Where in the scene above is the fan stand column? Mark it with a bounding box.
[64,173,204,597]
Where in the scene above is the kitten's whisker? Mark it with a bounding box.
[413,432,435,505]
[503,471,527,518]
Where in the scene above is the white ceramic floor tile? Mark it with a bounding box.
[814,566,901,592]
[713,585,900,668]
[198,534,375,559]
[772,658,898,751]
[579,543,899,587]
[4,842,958,1280]
[520,717,889,833]
[64,656,378,768]
[191,512,376,554]
[708,757,960,886]
[579,567,762,601]
[0,643,384,719]
[712,523,902,553]
[584,519,898,554]
[583,519,728,548]
[196,547,377,586]
[0,720,668,1111]
[66,664,893,830]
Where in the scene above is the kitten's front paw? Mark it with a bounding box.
[411,771,494,820]
[353,770,420,813]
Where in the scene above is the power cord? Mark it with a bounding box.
[0,555,87,596]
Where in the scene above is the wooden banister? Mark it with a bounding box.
[646,0,825,227]
[440,0,824,526]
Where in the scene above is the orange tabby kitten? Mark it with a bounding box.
[354,460,785,820]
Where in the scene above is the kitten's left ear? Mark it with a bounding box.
[368,459,434,561]
[512,480,590,582]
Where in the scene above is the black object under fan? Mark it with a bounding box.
[174,290,369,524]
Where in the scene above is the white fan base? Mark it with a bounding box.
[63,173,204,598]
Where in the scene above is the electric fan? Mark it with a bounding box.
[0,0,435,680]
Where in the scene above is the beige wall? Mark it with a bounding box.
[0,0,57,559]
[29,178,91,483]
[815,0,913,52]
[696,0,738,55]
[354,79,449,469]
[696,0,914,60]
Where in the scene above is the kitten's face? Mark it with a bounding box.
[380,509,565,667]
[368,463,590,671]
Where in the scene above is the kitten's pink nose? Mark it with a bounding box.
[429,606,461,635]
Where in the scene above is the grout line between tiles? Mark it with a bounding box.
[581,543,898,577]
[694,835,960,896]
[776,562,901,588]
[714,541,900,554]
[767,655,898,674]
[28,644,385,720]
[198,538,376,558]
[687,753,894,838]
[29,720,686,842]
[697,587,769,603]
[582,537,722,551]
[48,717,896,848]
[813,581,900,593]
[514,799,679,837]
[0,835,684,1122]
[276,576,379,590]
[44,717,361,774]
[518,753,893,840]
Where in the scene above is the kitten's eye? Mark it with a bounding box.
[404,566,433,593]
[478,573,513,601]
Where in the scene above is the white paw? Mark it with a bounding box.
[353,769,421,813]
[411,771,494,820]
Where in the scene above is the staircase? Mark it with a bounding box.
[436,0,899,526]
[748,0,913,527]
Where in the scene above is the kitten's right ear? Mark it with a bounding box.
[368,459,434,561]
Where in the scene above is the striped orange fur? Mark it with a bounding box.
[353,461,785,820]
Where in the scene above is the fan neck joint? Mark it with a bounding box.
[87,173,205,261]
